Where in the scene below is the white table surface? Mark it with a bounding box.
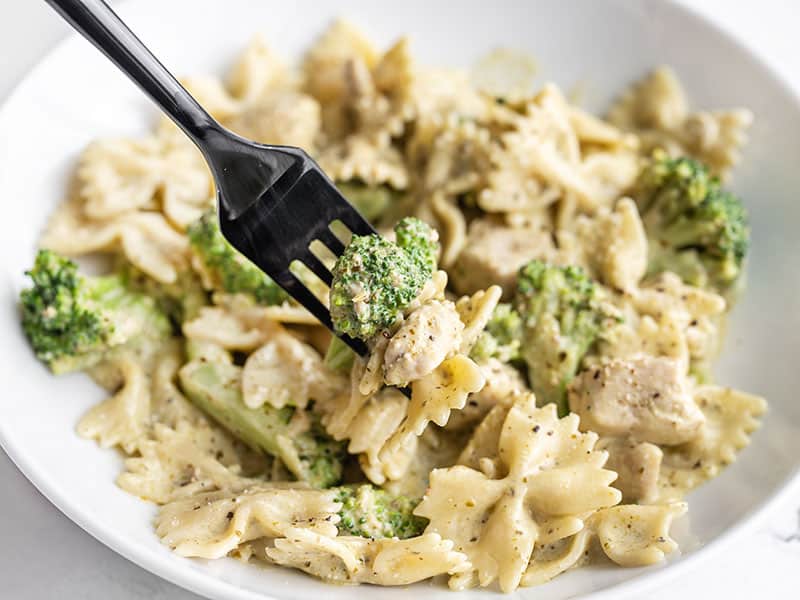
[2,1,799,598]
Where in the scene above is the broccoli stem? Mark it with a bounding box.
[118,260,208,324]
[178,360,344,488]
[323,336,356,374]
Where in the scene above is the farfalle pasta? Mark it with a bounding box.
[417,396,621,592]
[18,19,766,596]
[608,66,753,179]
[157,486,340,559]
[267,530,470,585]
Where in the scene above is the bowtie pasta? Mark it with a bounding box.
[19,19,764,594]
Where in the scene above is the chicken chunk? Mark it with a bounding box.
[383,300,464,386]
[568,354,704,445]
[573,197,648,292]
[450,218,555,300]
[599,437,663,503]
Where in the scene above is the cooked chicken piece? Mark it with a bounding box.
[445,358,526,431]
[573,197,648,292]
[383,300,464,386]
[599,437,663,503]
[568,354,704,445]
[449,218,555,300]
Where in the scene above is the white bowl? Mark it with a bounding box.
[1,0,799,598]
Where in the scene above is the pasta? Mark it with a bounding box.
[416,397,621,592]
[608,66,753,179]
[157,486,340,559]
[76,357,150,453]
[117,421,254,504]
[23,19,766,594]
[241,328,344,409]
[267,530,470,585]
[591,502,687,567]
[658,385,767,502]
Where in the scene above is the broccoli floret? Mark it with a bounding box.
[329,218,438,340]
[295,428,348,490]
[515,260,617,415]
[187,209,288,305]
[394,216,440,274]
[334,485,428,539]
[178,359,345,488]
[20,250,171,374]
[330,235,419,339]
[323,335,356,374]
[470,303,523,363]
[337,181,399,222]
[632,152,750,295]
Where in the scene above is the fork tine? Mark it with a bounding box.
[280,273,333,327]
[298,251,333,287]
[216,152,380,358]
[317,227,346,257]
[337,205,376,238]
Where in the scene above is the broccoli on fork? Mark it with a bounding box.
[20,250,171,374]
[334,484,428,539]
[329,217,440,341]
[515,260,618,415]
[393,216,440,274]
[187,209,288,305]
[632,151,750,295]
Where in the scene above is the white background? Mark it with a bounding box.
[1,1,799,598]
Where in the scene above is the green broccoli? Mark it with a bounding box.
[20,250,171,374]
[334,485,428,539]
[515,260,618,415]
[187,209,288,305]
[337,180,399,222]
[394,216,440,274]
[117,260,208,324]
[323,335,356,374]
[470,303,523,363]
[329,217,439,340]
[178,359,345,488]
[632,152,750,295]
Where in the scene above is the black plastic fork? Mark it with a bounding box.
[46,0,374,356]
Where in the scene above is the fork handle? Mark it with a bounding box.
[44,0,220,144]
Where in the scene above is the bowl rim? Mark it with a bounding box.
[1,1,799,598]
